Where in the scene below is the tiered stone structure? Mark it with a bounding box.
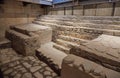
[34,15,120,54]
[70,35,120,72]
[0,15,120,78]
[34,15,120,78]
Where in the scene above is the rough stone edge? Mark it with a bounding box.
[35,50,61,76]
[70,46,120,72]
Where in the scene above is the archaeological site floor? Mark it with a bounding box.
[0,15,120,78]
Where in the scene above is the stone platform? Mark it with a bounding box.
[10,23,52,44]
[70,34,120,72]
[5,23,52,56]
[36,42,67,75]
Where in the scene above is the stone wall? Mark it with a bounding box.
[47,2,120,16]
[0,0,44,39]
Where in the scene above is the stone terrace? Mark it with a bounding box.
[34,15,120,54]
[0,15,120,78]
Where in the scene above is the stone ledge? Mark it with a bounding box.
[10,23,52,44]
[36,50,61,76]
[70,35,120,72]
[61,54,120,78]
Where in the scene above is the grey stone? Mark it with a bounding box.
[14,65,22,69]
[52,72,57,77]
[22,73,32,78]
[39,69,44,73]
[45,67,52,71]
[41,63,47,67]
[14,74,21,78]
[93,66,103,76]
[4,68,13,75]
[34,72,43,78]
[11,71,17,76]
[46,76,53,78]
[44,71,51,76]
[83,62,95,73]
[63,55,74,64]
[30,66,42,72]
[23,62,31,68]
[19,68,27,73]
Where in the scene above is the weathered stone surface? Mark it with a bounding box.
[4,68,13,75]
[23,62,31,68]
[5,29,40,56]
[61,54,120,78]
[14,74,21,78]
[10,23,52,44]
[1,55,60,78]
[34,72,43,78]
[0,38,11,49]
[44,71,51,76]
[0,48,21,65]
[22,73,32,78]
[70,34,120,72]
[30,66,42,72]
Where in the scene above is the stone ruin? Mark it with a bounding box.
[0,15,120,78]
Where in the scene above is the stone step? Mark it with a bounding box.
[37,18,120,25]
[34,20,120,38]
[53,43,70,54]
[62,54,120,78]
[33,21,61,28]
[34,20,120,30]
[0,38,11,49]
[58,35,89,44]
[70,34,120,72]
[56,30,95,41]
[34,20,120,33]
[10,23,52,44]
[35,19,74,26]
[56,26,120,37]
[38,15,120,21]
[36,42,67,75]
[55,39,80,49]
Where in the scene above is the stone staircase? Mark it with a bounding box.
[0,15,120,78]
[34,15,120,78]
[34,15,120,54]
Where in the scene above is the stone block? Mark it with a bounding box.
[10,23,52,44]
[70,34,120,72]
[61,54,120,78]
[5,29,40,56]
